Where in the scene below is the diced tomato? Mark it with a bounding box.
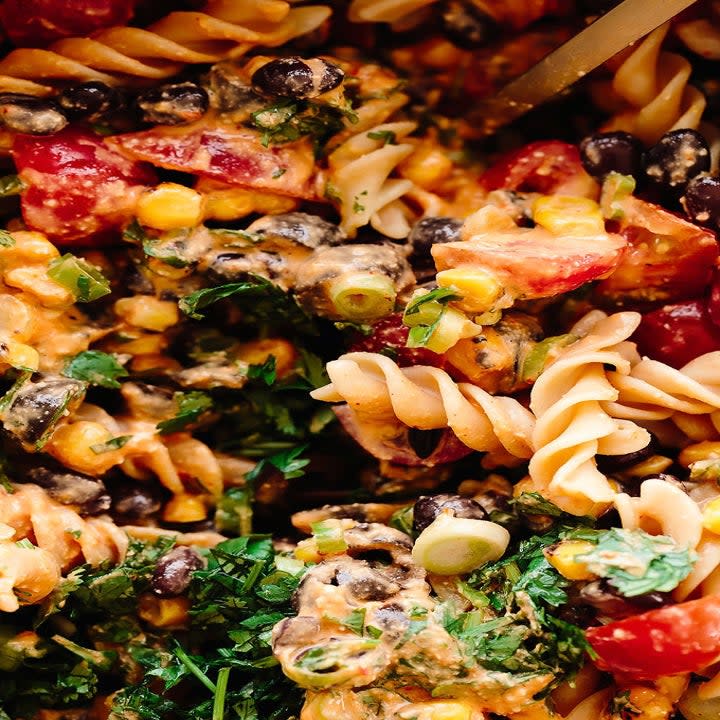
[479,140,597,198]
[349,313,445,368]
[12,127,156,245]
[633,300,720,368]
[597,196,719,303]
[333,405,473,467]
[108,121,317,199]
[586,595,720,679]
[432,225,626,300]
[1,0,135,47]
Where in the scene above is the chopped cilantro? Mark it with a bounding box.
[367,129,397,145]
[247,355,277,386]
[352,190,368,213]
[63,350,128,389]
[156,391,213,434]
[403,287,462,348]
[90,435,132,454]
[245,443,310,483]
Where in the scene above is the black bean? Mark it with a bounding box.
[408,428,443,459]
[58,81,117,120]
[441,0,497,49]
[335,566,398,601]
[682,174,720,230]
[246,212,346,249]
[580,579,670,619]
[26,467,110,515]
[136,82,209,126]
[644,129,711,199]
[110,484,163,518]
[579,131,644,181]
[0,94,67,134]
[251,57,344,100]
[151,546,204,598]
[596,434,657,474]
[204,63,264,114]
[412,493,488,534]
[408,217,462,271]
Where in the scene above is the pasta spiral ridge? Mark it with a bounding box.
[0,484,128,611]
[0,0,331,96]
[600,22,706,144]
[529,312,651,516]
[311,351,535,460]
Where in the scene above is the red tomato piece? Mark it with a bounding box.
[108,122,317,199]
[1,0,135,47]
[13,127,156,245]
[432,225,626,300]
[586,595,720,679]
[349,314,445,368]
[597,196,719,303]
[633,299,720,368]
[479,140,597,197]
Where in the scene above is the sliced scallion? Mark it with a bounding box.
[47,253,111,302]
[329,273,396,322]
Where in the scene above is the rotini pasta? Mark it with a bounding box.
[311,351,535,461]
[529,312,651,516]
[0,1,331,95]
[599,23,706,144]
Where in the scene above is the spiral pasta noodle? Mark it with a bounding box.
[0,0,331,96]
[600,22,706,145]
[529,312,651,516]
[310,351,535,460]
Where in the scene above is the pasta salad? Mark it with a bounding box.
[1,1,720,719]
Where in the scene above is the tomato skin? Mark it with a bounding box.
[586,595,720,679]
[597,196,719,303]
[1,0,135,47]
[479,140,597,197]
[349,314,445,368]
[13,128,156,245]
[633,300,720,368]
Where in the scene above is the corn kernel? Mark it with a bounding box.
[0,339,39,371]
[236,338,297,379]
[4,267,74,307]
[114,296,179,332]
[112,332,168,356]
[162,493,207,523]
[46,421,125,475]
[399,146,454,191]
[136,183,205,230]
[436,268,505,313]
[703,497,720,534]
[202,186,297,221]
[8,231,60,262]
[397,700,472,720]
[295,539,321,563]
[679,441,720,467]
[0,295,35,341]
[532,195,605,236]
[619,454,673,478]
[130,354,183,373]
[545,540,597,581]
[138,594,190,628]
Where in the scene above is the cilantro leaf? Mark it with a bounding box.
[245,444,310,483]
[247,356,277,386]
[156,391,213,434]
[576,528,696,597]
[63,351,128,389]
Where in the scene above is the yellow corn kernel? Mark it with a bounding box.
[137,594,190,628]
[532,195,605,236]
[0,339,39,371]
[129,354,183,373]
[619,454,673,478]
[202,186,297,221]
[113,332,169,356]
[162,493,207,523]
[46,421,125,476]
[236,338,297,379]
[136,183,205,230]
[679,441,720,467]
[703,497,720,534]
[294,539,321,563]
[624,686,674,720]
[545,540,597,581]
[436,268,505,313]
[4,267,74,308]
[399,146,454,191]
[114,296,179,332]
[397,700,472,720]
[8,231,60,262]
[0,295,35,341]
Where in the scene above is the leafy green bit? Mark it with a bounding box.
[509,492,565,518]
[47,254,111,302]
[142,234,194,268]
[0,174,25,198]
[90,435,132,454]
[576,528,695,597]
[215,486,254,536]
[251,98,358,153]
[600,172,636,220]
[389,504,414,537]
[311,520,348,554]
[247,355,277,386]
[122,218,148,243]
[0,369,31,414]
[156,391,213,434]
[208,228,262,246]
[63,350,128,389]
[403,288,462,349]
[326,608,366,635]
[367,130,397,145]
[689,458,720,483]
[610,690,642,719]
[0,229,14,247]
[519,334,576,382]
[324,181,341,203]
[51,636,115,671]
[212,667,231,720]
[244,443,310,482]
[352,190,368,213]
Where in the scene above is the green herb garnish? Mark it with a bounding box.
[63,350,128,389]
